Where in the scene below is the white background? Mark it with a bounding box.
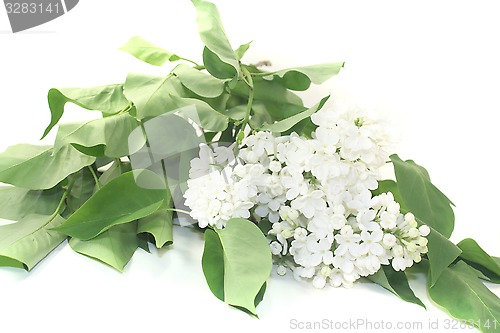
[0,1,499,332]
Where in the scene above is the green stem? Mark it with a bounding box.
[118,102,134,114]
[250,70,279,77]
[48,176,77,222]
[179,57,201,67]
[139,123,169,197]
[236,66,254,144]
[165,208,191,215]
[114,158,122,173]
[88,165,101,190]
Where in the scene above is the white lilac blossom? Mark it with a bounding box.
[184,101,429,288]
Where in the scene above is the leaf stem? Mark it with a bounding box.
[118,102,134,114]
[179,57,201,67]
[251,70,278,77]
[48,176,77,222]
[88,165,101,190]
[236,66,254,144]
[165,208,191,215]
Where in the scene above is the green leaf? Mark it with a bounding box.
[120,36,180,66]
[137,233,151,253]
[457,238,500,283]
[43,84,129,138]
[257,219,273,236]
[390,154,455,238]
[235,41,252,60]
[64,167,97,216]
[368,265,425,308]
[54,170,166,240]
[270,62,344,91]
[202,47,237,80]
[231,77,303,106]
[0,214,67,270]
[0,144,95,190]
[137,208,173,249]
[429,261,500,333]
[173,64,225,98]
[0,186,62,221]
[202,228,225,301]
[248,102,274,129]
[98,160,131,186]
[169,94,229,132]
[260,96,330,133]
[69,221,139,272]
[226,105,247,121]
[123,73,185,119]
[202,218,272,315]
[192,0,240,79]
[53,113,141,158]
[262,101,307,121]
[427,227,462,286]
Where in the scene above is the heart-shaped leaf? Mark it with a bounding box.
[268,62,344,91]
[169,95,229,132]
[43,84,129,138]
[426,227,462,286]
[64,167,97,216]
[123,73,185,119]
[55,170,166,240]
[0,186,63,221]
[53,113,141,158]
[235,41,252,60]
[429,261,500,333]
[260,95,329,133]
[192,0,240,79]
[0,144,95,190]
[368,265,425,308]
[457,238,500,283]
[69,222,139,272]
[137,209,173,249]
[390,154,455,238]
[173,64,225,98]
[202,218,272,316]
[120,36,180,66]
[0,214,67,270]
[231,77,303,106]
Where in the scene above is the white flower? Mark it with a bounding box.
[334,226,361,257]
[189,144,216,178]
[383,233,397,247]
[270,241,283,255]
[291,190,326,219]
[380,211,397,229]
[244,131,275,156]
[314,126,340,154]
[329,267,357,288]
[184,100,428,290]
[276,265,287,276]
[280,165,308,200]
[255,192,286,222]
[359,229,384,256]
[306,235,334,266]
[213,143,235,165]
[332,253,354,273]
[269,160,282,173]
[419,225,431,237]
